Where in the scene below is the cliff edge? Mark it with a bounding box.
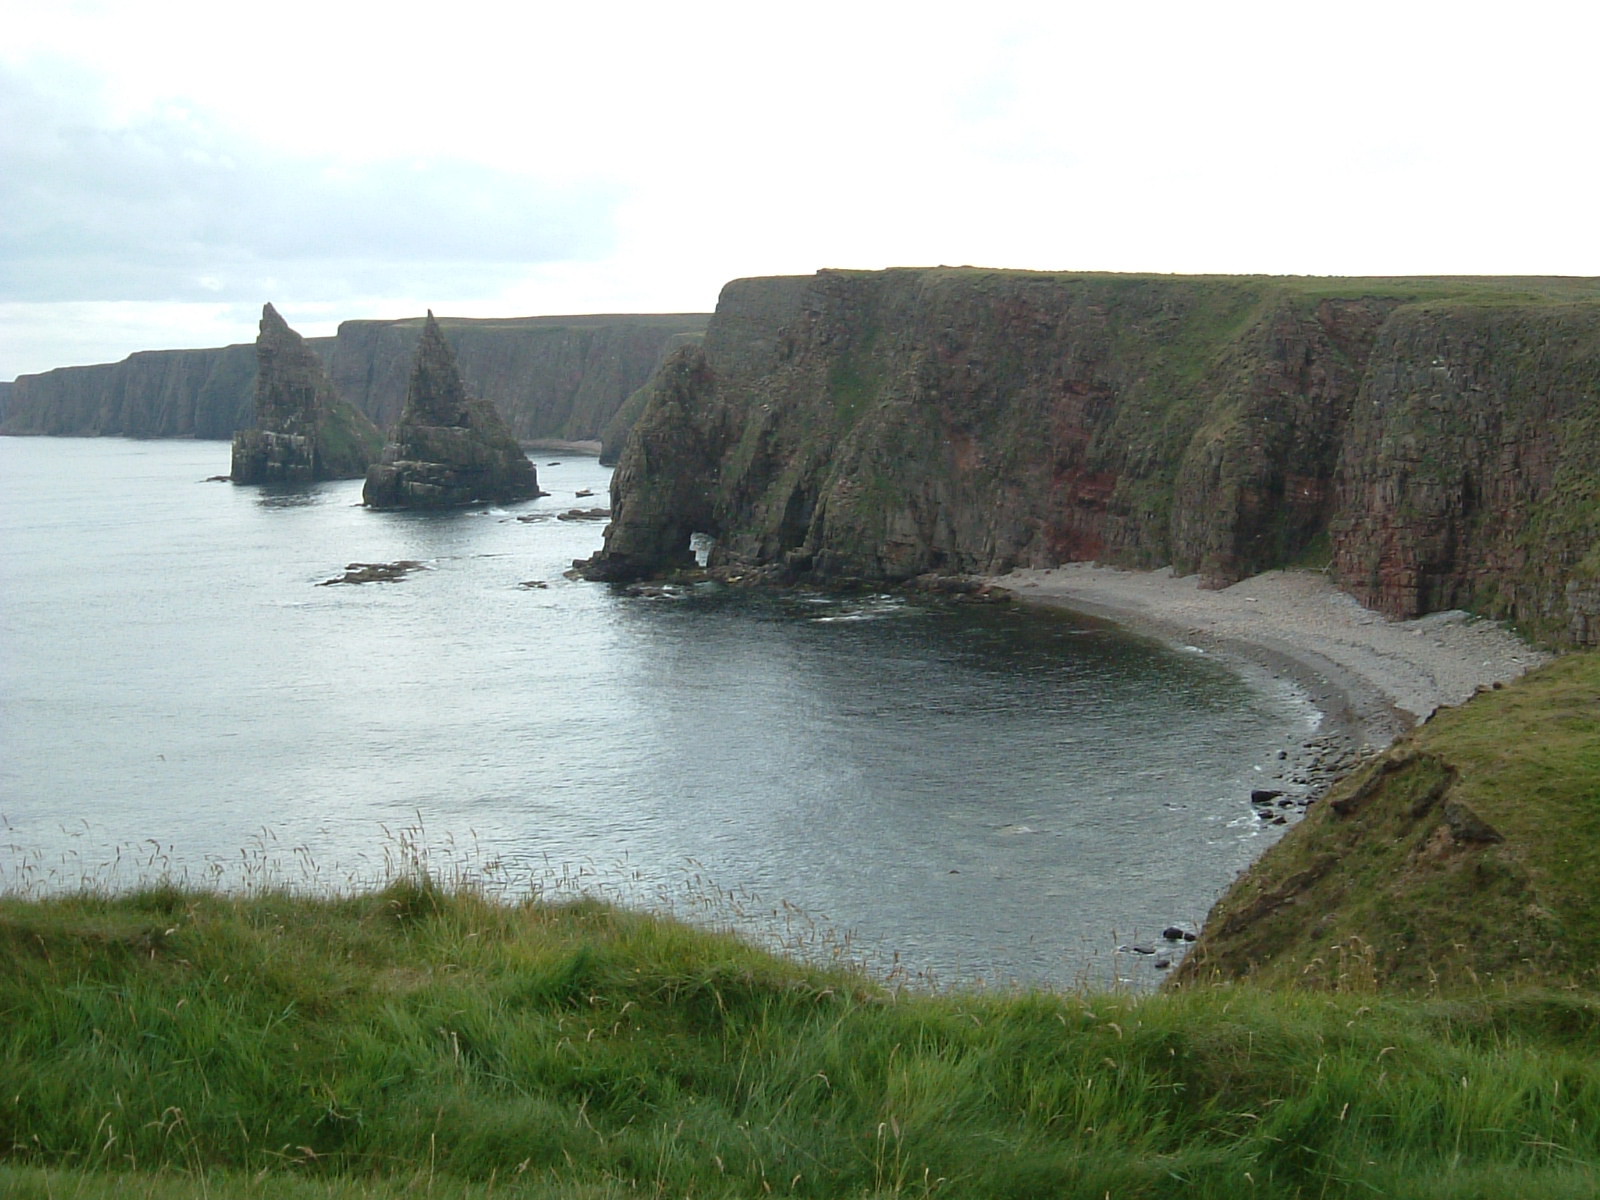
[584,269,1600,645]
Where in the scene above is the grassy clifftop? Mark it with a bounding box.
[1175,651,1600,992]
[4,862,1600,1196]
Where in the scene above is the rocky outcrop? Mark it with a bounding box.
[583,269,1600,644]
[2,314,707,452]
[230,304,384,483]
[362,313,543,508]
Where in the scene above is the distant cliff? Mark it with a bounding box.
[0,343,294,439]
[326,314,706,442]
[585,269,1600,645]
[1,314,707,452]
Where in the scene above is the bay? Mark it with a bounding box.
[0,437,1317,988]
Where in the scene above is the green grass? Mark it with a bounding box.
[1178,652,1600,993]
[4,869,1600,1198]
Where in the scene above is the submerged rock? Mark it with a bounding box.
[317,560,426,585]
[362,313,544,509]
[230,304,384,483]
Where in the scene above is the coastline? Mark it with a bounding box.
[985,564,1553,806]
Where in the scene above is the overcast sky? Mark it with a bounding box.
[3,0,1596,380]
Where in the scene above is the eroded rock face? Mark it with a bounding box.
[1331,303,1600,641]
[230,304,384,483]
[362,314,543,509]
[583,269,1600,645]
[583,270,1402,586]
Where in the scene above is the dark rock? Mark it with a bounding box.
[1129,944,1156,956]
[1161,926,1188,941]
[557,508,612,521]
[363,313,545,509]
[318,560,425,585]
[1154,957,1172,969]
[1251,789,1285,804]
[231,304,384,483]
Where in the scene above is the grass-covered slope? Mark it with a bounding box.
[1175,652,1600,993]
[5,876,1600,1198]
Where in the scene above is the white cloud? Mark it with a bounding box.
[3,0,1597,378]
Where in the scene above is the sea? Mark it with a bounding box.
[0,437,1321,989]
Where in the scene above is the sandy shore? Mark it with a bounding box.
[987,565,1552,760]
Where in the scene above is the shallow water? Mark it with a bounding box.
[0,437,1318,987]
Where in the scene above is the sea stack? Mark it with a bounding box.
[362,313,543,508]
[230,303,384,483]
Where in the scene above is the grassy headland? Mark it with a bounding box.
[2,878,1599,1196]
[6,656,1600,1197]
[1175,651,1600,992]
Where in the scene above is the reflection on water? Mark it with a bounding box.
[0,437,1316,989]
[255,487,330,508]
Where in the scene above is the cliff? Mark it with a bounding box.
[230,304,384,483]
[362,313,542,508]
[1,314,707,451]
[329,314,706,444]
[584,269,1600,643]
[0,342,299,439]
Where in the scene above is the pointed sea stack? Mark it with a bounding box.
[362,313,544,508]
[230,304,385,483]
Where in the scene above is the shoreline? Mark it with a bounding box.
[984,564,1553,809]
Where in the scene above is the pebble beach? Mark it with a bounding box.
[990,564,1552,759]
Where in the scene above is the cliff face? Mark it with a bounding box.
[2,314,707,451]
[0,343,295,439]
[1332,303,1600,641]
[330,314,706,444]
[230,304,385,483]
[362,314,542,509]
[586,269,1600,644]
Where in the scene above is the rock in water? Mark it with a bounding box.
[230,303,385,483]
[363,313,544,508]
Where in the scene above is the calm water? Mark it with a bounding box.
[0,437,1318,987]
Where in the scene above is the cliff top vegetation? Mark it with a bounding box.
[4,865,1600,1199]
[793,266,1600,305]
[1176,650,1600,992]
